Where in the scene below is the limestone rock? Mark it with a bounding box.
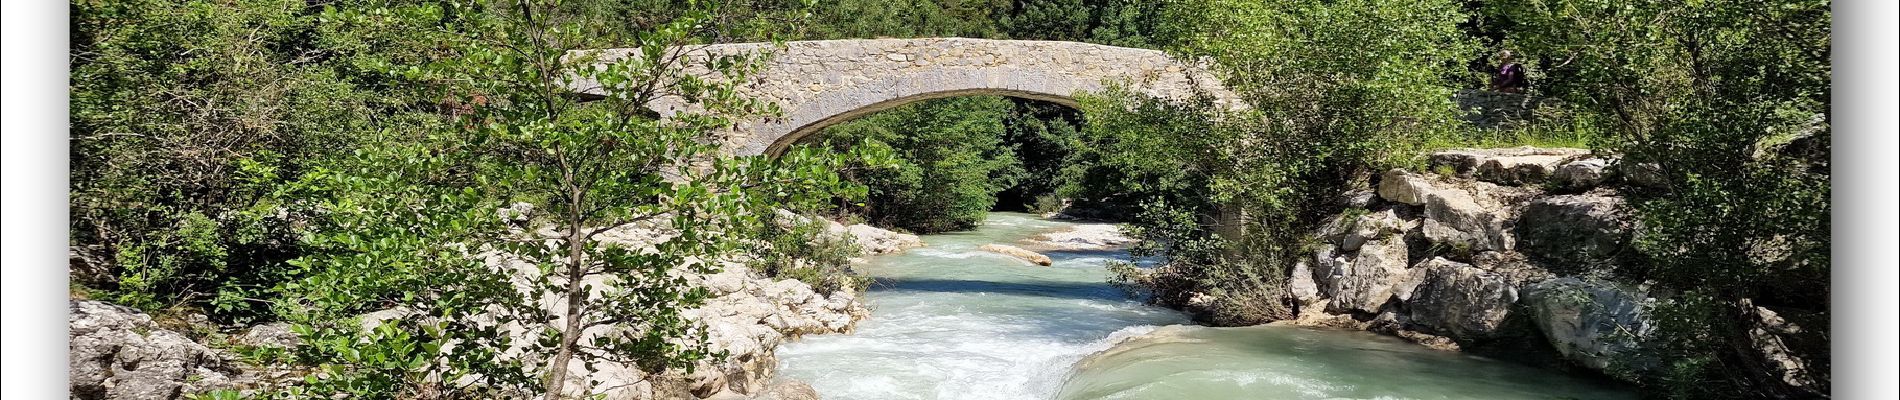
[843,224,924,256]
[759,380,821,400]
[70,300,245,400]
[774,209,922,257]
[979,244,1054,266]
[1288,260,1321,303]
[1338,189,1379,209]
[1552,158,1609,190]
[1470,251,1556,287]
[1327,237,1409,313]
[237,322,299,349]
[1340,209,1406,252]
[1377,169,1435,206]
[1524,278,1655,372]
[1421,186,1514,252]
[1405,257,1519,340]
[1022,224,1135,251]
[497,202,534,223]
[1517,194,1630,272]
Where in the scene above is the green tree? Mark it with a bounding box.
[261,1,885,397]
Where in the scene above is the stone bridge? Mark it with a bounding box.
[572,38,1240,156]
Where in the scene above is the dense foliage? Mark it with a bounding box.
[1481,0,1831,396]
[69,0,452,321]
[1090,0,1480,325]
[802,96,1023,233]
[258,1,897,396]
[69,0,1830,397]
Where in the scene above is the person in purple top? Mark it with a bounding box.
[1490,50,1529,93]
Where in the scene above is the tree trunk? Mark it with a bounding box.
[543,189,589,398]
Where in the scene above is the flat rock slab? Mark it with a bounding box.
[980,244,1054,266]
[1430,146,1589,185]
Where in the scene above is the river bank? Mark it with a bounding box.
[67,215,922,400]
[773,212,1637,399]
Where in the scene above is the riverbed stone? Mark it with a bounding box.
[980,243,1054,266]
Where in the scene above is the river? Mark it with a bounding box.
[775,212,1636,399]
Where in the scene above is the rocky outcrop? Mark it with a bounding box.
[1523,278,1656,372]
[1419,183,1516,252]
[979,244,1054,266]
[1285,147,1662,377]
[1551,158,1609,190]
[669,268,868,398]
[70,301,246,400]
[515,224,869,399]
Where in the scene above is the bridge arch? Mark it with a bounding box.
[574,38,1240,156]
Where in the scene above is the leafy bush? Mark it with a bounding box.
[754,215,871,294]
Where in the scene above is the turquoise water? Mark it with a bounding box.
[775,213,1636,400]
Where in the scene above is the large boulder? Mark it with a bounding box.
[1524,278,1655,372]
[1405,257,1519,340]
[1325,236,1410,313]
[1287,260,1322,303]
[70,300,246,400]
[1420,186,1514,253]
[1516,194,1630,272]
